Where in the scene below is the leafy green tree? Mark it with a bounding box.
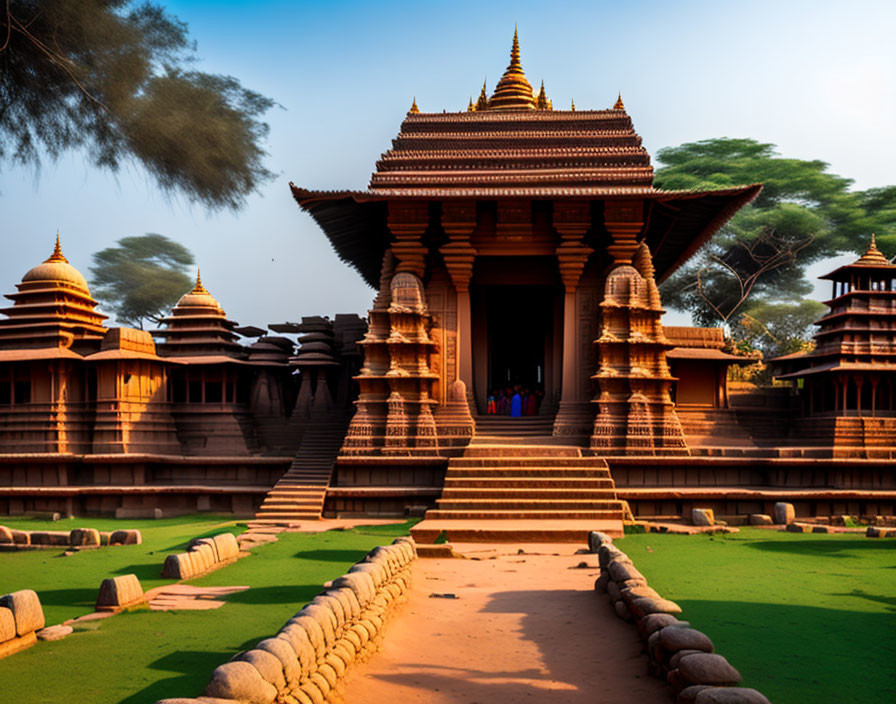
[656,138,890,340]
[0,0,275,210]
[89,234,194,328]
[733,299,826,358]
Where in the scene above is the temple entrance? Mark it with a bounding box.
[470,257,563,416]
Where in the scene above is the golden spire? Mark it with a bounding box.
[191,269,209,294]
[570,98,576,111]
[467,97,475,112]
[856,234,891,265]
[613,92,625,110]
[409,97,419,114]
[475,80,489,111]
[486,27,536,110]
[46,230,68,263]
[535,80,552,110]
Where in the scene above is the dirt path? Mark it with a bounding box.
[340,543,670,704]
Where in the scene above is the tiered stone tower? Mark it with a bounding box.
[591,243,688,455]
[774,237,896,452]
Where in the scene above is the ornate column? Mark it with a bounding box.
[439,201,477,393]
[388,202,429,277]
[552,202,593,438]
[437,201,478,444]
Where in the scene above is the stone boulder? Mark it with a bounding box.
[214,533,240,561]
[785,523,810,533]
[748,514,773,526]
[630,596,682,619]
[678,653,742,686]
[588,531,613,552]
[0,589,45,636]
[773,502,795,525]
[608,560,646,584]
[695,688,772,704]
[677,685,716,704]
[0,526,12,544]
[204,661,277,704]
[658,626,714,654]
[0,605,15,642]
[10,530,30,546]
[637,613,690,640]
[162,552,195,580]
[692,509,715,527]
[70,528,101,547]
[110,529,142,545]
[96,574,144,610]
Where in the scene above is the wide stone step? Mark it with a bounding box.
[451,457,597,467]
[443,477,616,489]
[424,509,626,520]
[447,467,610,478]
[462,445,581,458]
[258,502,321,511]
[436,498,625,510]
[439,488,620,499]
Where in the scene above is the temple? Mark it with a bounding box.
[2,32,895,532]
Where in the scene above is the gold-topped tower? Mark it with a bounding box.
[487,28,536,110]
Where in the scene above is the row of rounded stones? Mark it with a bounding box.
[160,537,416,704]
[590,532,771,704]
[161,533,240,580]
[0,526,141,547]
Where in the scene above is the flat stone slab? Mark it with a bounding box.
[411,519,625,543]
[147,585,249,612]
[36,625,73,641]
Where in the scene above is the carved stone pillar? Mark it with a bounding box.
[388,202,429,277]
[604,201,644,266]
[552,202,594,438]
[439,201,477,392]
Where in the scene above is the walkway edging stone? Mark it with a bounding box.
[589,530,773,704]
[156,536,417,704]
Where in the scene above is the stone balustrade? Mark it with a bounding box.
[161,533,241,580]
[156,536,416,704]
[589,531,773,704]
[0,589,45,659]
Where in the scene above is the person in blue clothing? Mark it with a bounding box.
[510,386,522,417]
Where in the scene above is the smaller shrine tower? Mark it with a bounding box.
[773,237,896,450]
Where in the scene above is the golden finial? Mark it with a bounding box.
[192,268,209,294]
[570,98,576,111]
[856,234,891,265]
[509,25,521,69]
[467,97,475,112]
[475,80,489,110]
[535,80,551,110]
[409,97,419,114]
[613,92,625,110]
[487,27,536,110]
[46,229,68,263]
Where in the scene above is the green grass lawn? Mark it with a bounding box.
[0,517,414,704]
[616,527,896,704]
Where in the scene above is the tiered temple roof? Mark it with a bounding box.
[775,237,896,378]
[291,30,761,287]
[154,272,244,360]
[0,234,107,352]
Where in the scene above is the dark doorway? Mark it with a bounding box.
[472,285,556,413]
[488,286,550,391]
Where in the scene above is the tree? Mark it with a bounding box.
[656,139,887,340]
[0,1,275,210]
[89,234,194,329]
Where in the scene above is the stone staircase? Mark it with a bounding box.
[474,415,556,437]
[412,438,629,542]
[253,416,348,524]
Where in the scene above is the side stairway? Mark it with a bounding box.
[411,437,630,543]
[253,415,349,524]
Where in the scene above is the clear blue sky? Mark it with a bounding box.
[2,0,894,327]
